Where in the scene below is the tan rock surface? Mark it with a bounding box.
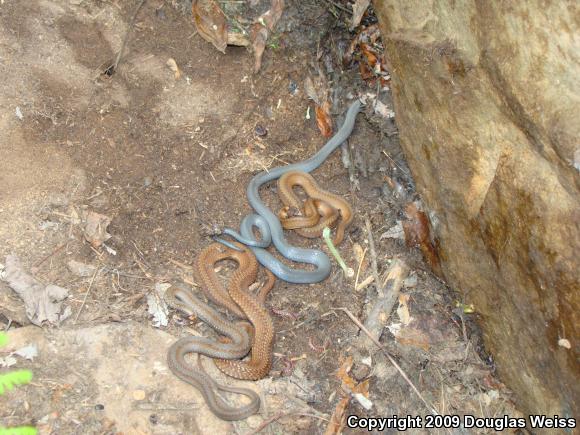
[2,323,263,434]
[373,0,579,420]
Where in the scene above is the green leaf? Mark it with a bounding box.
[0,332,7,347]
[0,427,38,435]
[0,370,33,395]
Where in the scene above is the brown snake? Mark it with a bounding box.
[277,170,353,244]
[165,243,275,420]
[197,243,275,381]
[279,197,339,232]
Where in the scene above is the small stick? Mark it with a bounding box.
[362,259,409,343]
[355,275,374,291]
[248,411,330,435]
[322,227,354,278]
[107,0,147,75]
[335,307,439,415]
[353,246,367,292]
[33,243,67,269]
[74,267,101,323]
[364,218,382,297]
[168,258,192,270]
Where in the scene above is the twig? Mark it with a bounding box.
[362,259,408,343]
[364,218,381,297]
[355,275,374,291]
[107,0,147,75]
[322,0,352,15]
[74,267,101,323]
[247,411,329,435]
[168,258,193,270]
[33,243,67,269]
[335,307,440,416]
[353,246,367,292]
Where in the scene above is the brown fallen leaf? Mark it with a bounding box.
[250,0,284,73]
[315,101,333,138]
[402,202,442,275]
[81,210,112,248]
[324,396,349,435]
[360,43,378,69]
[336,355,355,391]
[350,0,370,30]
[192,0,228,53]
[394,326,430,351]
[343,24,380,66]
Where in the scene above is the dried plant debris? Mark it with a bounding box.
[250,0,284,73]
[326,356,371,434]
[81,210,112,248]
[147,283,170,328]
[402,202,442,275]
[2,255,71,326]
[315,101,333,137]
[192,0,228,53]
[343,23,390,86]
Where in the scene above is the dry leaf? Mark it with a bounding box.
[343,24,380,65]
[192,0,228,53]
[166,58,181,80]
[336,355,355,391]
[81,210,112,248]
[360,43,378,68]
[402,202,441,275]
[350,0,371,30]
[324,396,349,435]
[250,0,284,73]
[3,255,71,326]
[315,101,333,137]
[303,76,320,104]
[394,326,430,351]
[397,294,412,325]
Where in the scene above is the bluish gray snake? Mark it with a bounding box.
[220,100,362,283]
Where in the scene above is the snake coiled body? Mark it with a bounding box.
[223,100,362,283]
[279,197,338,231]
[277,170,353,244]
[165,284,259,421]
[165,244,275,420]
[198,244,275,380]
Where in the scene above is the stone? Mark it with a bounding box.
[373,0,579,421]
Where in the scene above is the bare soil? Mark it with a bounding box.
[0,1,523,434]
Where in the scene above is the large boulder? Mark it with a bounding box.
[373,0,579,420]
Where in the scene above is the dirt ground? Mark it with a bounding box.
[1,1,524,434]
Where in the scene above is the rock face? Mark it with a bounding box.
[373,0,579,419]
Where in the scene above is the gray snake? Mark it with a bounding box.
[165,283,260,421]
[222,100,362,283]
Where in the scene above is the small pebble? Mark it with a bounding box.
[149,414,159,425]
[288,80,298,95]
[155,7,166,19]
[132,389,146,401]
[254,124,268,137]
[246,415,262,429]
[94,404,104,411]
[143,177,152,187]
